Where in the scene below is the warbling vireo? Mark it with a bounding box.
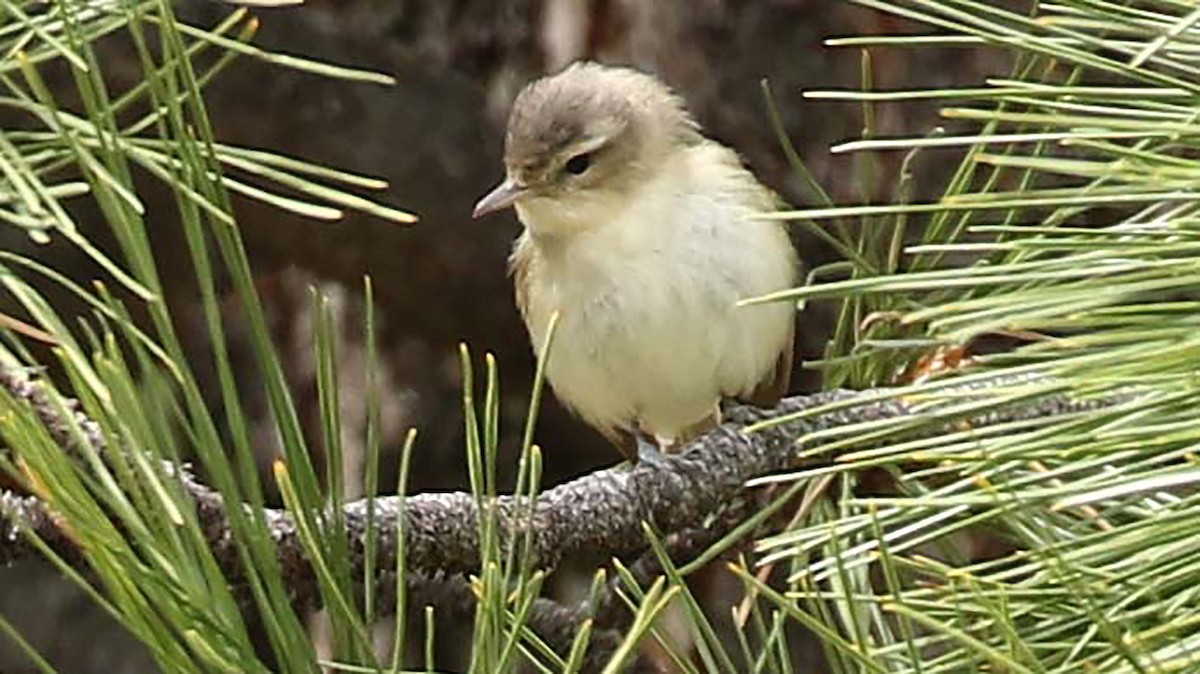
[474,62,798,463]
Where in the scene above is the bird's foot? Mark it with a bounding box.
[635,434,670,469]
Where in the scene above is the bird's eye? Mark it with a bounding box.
[564,153,592,176]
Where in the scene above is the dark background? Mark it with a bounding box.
[0,1,1007,670]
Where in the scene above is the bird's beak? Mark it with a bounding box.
[473,178,527,218]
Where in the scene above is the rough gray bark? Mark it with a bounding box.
[0,363,1117,639]
[0,1,1019,671]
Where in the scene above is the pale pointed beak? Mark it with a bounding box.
[473,178,527,218]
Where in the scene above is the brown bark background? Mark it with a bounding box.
[0,1,1008,671]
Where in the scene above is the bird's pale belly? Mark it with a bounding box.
[538,284,779,440]
[545,311,721,437]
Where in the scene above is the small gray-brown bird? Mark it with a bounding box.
[474,62,797,463]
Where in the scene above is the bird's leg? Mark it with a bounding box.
[600,423,668,466]
[633,431,672,465]
[627,420,669,468]
[637,404,725,466]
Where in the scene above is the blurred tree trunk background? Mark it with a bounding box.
[0,1,1006,671]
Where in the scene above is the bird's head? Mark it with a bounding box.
[473,62,700,235]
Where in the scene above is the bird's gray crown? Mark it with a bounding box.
[503,62,699,180]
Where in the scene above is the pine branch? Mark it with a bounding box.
[0,363,1123,652]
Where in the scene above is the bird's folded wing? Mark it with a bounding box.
[743,327,794,409]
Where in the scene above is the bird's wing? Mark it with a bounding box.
[743,325,794,409]
[742,171,796,410]
[509,233,536,323]
[598,425,641,463]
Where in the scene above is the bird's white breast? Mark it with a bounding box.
[513,143,796,440]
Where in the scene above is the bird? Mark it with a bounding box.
[473,61,798,463]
